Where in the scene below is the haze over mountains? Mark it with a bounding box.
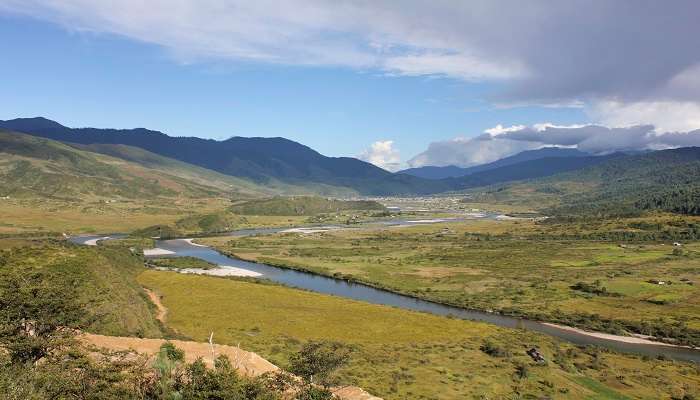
[1,117,698,205]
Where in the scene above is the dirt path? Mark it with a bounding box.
[144,288,167,323]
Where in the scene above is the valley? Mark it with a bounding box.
[1,120,699,399]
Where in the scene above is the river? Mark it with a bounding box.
[70,216,700,363]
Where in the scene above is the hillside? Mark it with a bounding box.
[228,196,386,216]
[0,130,264,200]
[0,117,446,195]
[448,154,620,191]
[400,147,589,179]
[0,241,164,337]
[471,147,700,216]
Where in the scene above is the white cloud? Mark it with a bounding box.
[3,0,699,108]
[409,123,700,167]
[358,140,401,171]
[3,1,700,143]
[407,136,539,168]
[589,100,700,133]
[484,124,526,136]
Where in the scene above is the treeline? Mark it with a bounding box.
[540,148,700,217]
[634,186,700,216]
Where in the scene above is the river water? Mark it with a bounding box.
[70,216,700,363]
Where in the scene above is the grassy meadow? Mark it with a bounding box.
[138,270,700,400]
[200,217,700,344]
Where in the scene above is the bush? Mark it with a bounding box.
[479,340,512,358]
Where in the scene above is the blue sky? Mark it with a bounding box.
[0,12,586,163]
[1,2,698,169]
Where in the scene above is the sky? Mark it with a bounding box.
[1,1,699,171]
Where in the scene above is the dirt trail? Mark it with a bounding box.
[143,288,167,323]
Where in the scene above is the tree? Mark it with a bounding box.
[288,341,351,388]
[0,267,84,364]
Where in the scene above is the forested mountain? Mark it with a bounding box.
[399,147,589,179]
[447,154,620,191]
[478,147,700,216]
[548,147,700,216]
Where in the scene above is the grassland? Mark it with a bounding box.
[138,270,700,400]
[200,217,700,344]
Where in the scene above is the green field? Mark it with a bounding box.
[138,270,700,400]
[201,218,700,344]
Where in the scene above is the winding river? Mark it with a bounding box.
[70,216,700,363]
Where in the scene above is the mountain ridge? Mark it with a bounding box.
[0,117,447,195]
[399,147,590,179]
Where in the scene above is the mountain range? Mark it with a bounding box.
[0,117,443,196]
[2,117,698,211]
[399,147,590,179]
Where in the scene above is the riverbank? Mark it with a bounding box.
[208,246,697,352]
[541,323,696,349]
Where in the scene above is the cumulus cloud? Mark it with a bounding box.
[409,124,700,167]
[358,140,401,171]
[407,136,539,168]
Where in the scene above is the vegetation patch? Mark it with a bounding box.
[0,242,163,337]
[149,256,217,270]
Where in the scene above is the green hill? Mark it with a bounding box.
[471,147,700,216]
[228,196,386,216]
[0,130,268,201]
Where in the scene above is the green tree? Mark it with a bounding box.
[288,341,351,388]
[0,267,84,364]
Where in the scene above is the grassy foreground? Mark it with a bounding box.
[138,270,700,400]
[201,217,700,344]
[0,241,164,337]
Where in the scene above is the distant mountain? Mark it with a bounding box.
[0,130,264,200]
[1,117,640,197]
[447,153,620,190]
[399,147,589,179]
[0,117,446,196]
